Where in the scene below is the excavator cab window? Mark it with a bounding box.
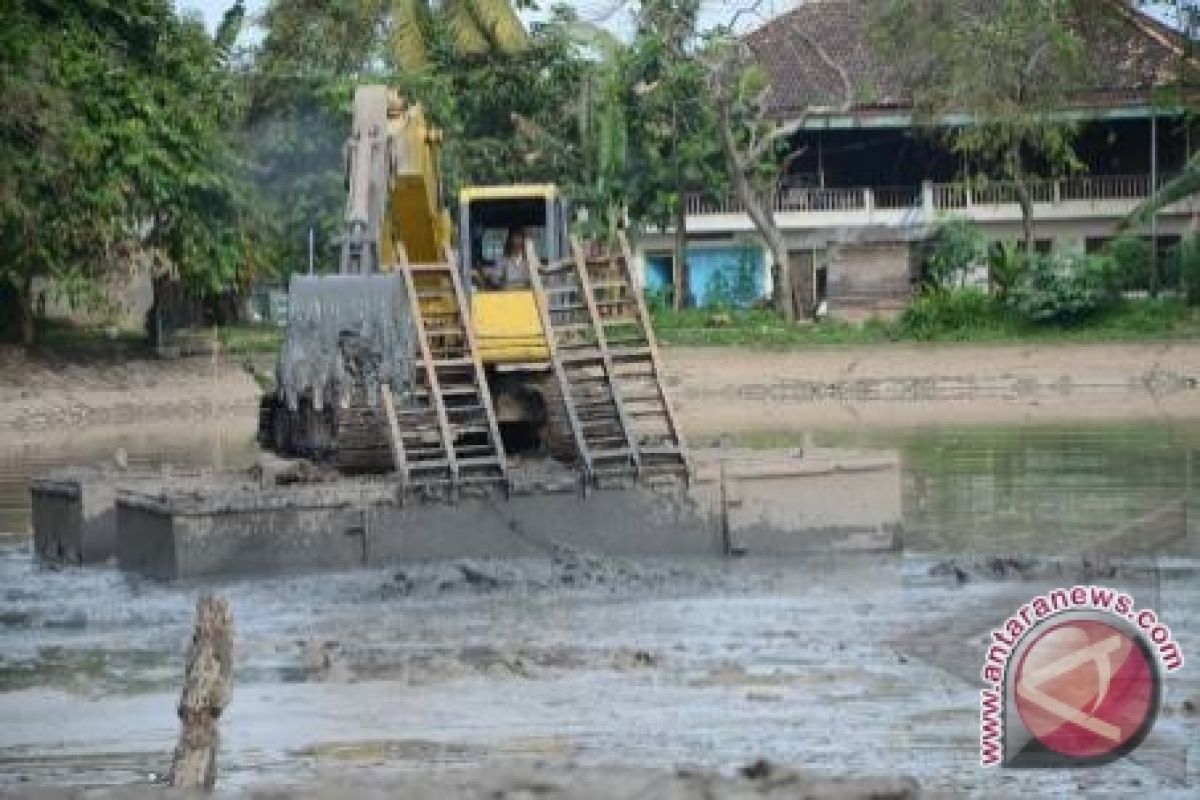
[459,194,567,292]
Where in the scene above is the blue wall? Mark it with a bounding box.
[645,246,767,308]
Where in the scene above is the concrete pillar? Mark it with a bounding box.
[922,181,935,218]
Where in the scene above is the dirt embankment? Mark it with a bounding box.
[667,342,1200,434]
[0,347,263,437]
[1,342,1198,439]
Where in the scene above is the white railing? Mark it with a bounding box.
[685,174,1171,218]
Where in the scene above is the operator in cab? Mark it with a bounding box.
[481,227,531,290]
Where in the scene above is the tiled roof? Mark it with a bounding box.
[744,0,1187,118]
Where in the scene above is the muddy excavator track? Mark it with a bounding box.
[333,401,393,474]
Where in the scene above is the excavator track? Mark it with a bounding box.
[333,401,393,474]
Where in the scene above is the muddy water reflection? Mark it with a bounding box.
[0,418,258,536]
[738,422,1200,555]
[0,421,1196,795]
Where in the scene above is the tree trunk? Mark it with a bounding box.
[15,274,35,347]
[672,197,689,310]
[1008,147,1036,255]
[169,595,234,791]
[715,106,795,322]
[1017,184,1035,255]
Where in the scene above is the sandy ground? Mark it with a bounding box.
[666,342,1200,435]
[0,347,262,437]
[2,343,1198,440]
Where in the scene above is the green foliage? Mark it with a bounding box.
[0,0,254,344]
[1166,233,1200,304]
[1007,251,1122,323]
[1108,235,1153,291]
[987,240,1026,300]
[901,290,1014,340]
[624,1,725,233]
[651,298,1197,347]
[876,0,1090,244]
[923,219,986,291]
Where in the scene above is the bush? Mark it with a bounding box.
[1007,251,1122,324]
[1108,235,1152,292]
[922,218,986,292]
[901,289,1011,340]
[987,240,1026,300]
[1166,234,1200,304]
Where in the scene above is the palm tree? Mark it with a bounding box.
[393,0,529,71]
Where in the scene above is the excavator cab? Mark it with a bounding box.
[459,185,568,365]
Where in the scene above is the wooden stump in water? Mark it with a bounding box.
[169,595,233,790]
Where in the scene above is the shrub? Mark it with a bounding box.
[1108,235,1152,292]
[922,218,986,292]
[987,240,1026,300]
[900,289,1008,339]
[1007,250,1122,323]
[1166,234,1200,305]
[644,286,672,313]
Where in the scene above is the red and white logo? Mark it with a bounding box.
[978,587,1184,768]
[1013,619,1156,762]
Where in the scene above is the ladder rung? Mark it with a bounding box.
[451,424,491,435]
[410,386,478,398]
[409,263,455,273]
[455,456,501,468]
[609,348,652,361]
[418,358,475,368]
[561,351,605,364]
[591,449,632,461]
[639,446,683,457]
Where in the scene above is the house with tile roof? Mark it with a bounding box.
[632,0,1199,320]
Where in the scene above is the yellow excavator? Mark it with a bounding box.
[259,86,687,490]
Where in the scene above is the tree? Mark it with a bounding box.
[875,0,1090,254]
[626,0,724,309]
[246,1,390,281]
[0,0,252,345]
[705,25,852,321]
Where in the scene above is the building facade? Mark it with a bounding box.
[632,0,1200,319]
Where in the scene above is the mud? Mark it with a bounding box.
[1,404,1199,794]
[0,543,1196,795]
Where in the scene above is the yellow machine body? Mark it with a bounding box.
[459,184,567,366]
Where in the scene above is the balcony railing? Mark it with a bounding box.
[685,174,1172,218]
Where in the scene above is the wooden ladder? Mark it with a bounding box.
[528,236,690,485]
[391,259,510,492]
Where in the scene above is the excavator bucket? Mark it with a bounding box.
[278,274,416,413]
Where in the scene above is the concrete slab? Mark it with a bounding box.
[29,448,902,580]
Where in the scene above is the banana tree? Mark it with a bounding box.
[393,0,529,71]
[1126,152,1200,229]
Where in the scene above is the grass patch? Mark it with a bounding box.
[652,299,1200,348]
[217,324,284,356]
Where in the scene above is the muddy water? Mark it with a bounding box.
[0,421,1197,795]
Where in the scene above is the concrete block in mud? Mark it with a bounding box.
[369,486,723,564]
[38,447,900,579]
[116,482,398,580]
[30,469,122,565]
[692,450,902,556]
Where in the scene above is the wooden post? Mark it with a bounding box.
[169,596,233,791]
